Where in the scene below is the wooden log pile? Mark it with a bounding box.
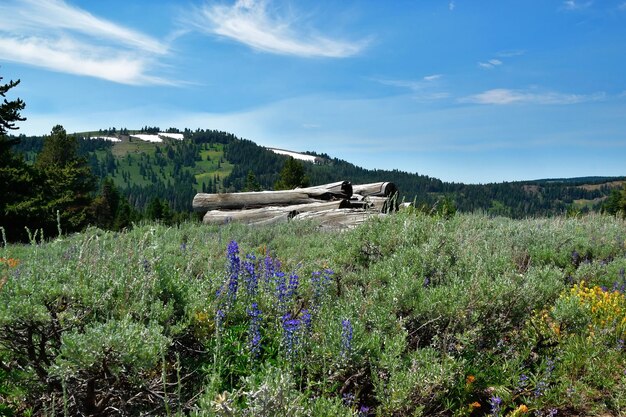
[192,181,399,229]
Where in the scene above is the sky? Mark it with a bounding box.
[1,0,626,184]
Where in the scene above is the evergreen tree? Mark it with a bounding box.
[34,125,96,234]
[274,157,310,190]
[0,73,38,242]
[243,170,261,191]
[91,178,120,230]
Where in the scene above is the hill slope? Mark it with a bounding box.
[10,128,625,217]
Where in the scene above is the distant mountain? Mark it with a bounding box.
[10,128,624,217]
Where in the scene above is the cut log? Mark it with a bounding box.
[352,182,398,197]
[293,209,386,230]
[202,200,351,225]
[193,181,352,211]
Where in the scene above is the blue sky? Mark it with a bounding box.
[1,0,625,183]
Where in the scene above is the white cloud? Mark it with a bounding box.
[189,0,369,58]
[0,0,172,85]
[449,1,456,11]
[479,59,503,69]
[461,88,605,105]
[619,2,626,10]
[497,50,525,57]
[562,0,593,10]
[423,74,443,81]
[373,75,449,100]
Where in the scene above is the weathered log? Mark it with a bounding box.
[293,209,386,230]
[352,182,398,197]
[294,181,353,199]
[202,200,351,225]
[193,181,352,211]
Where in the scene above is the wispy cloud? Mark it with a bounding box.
[478,59,503,69]
[374,75,449,100]
[562,0,593,10]
[0,0,172,85]
[619,2,626,10]
[449,1,456,11]
[497,50,525,58]
[461,88,605,105]
[188,0,370,58]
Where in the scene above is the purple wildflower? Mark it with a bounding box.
[287,272,299,299]
[342,393,355,406]
[341,318,353,359]
[358,405,371,417]
[302,309,312,335]
[243,253,258,297]
[227,241,240,300]
[311,269,333,311]
[282,313,301,358]
[488,395,502,416]
[275,271,287,311]
[142,259,151,273]
[247,303,262,358]
[216,309,226,330]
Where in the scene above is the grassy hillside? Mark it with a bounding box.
[2,212,625,416]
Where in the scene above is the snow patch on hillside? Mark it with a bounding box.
[268,148,319,163]
[93,136,121,142]
[130,132,184,142]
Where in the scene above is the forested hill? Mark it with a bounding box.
[10,128,625,218]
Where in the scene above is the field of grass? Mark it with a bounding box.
[1,212,625,416]
[195,144,234,192]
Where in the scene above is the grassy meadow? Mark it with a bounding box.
[1,211,626,416]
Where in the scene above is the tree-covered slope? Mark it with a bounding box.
[9,128,625,218]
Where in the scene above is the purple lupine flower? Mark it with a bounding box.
[287,272,299,299]
[227,241,240,300]
[216,309,226,330]
[341,318,353,359]
[488,396,502,416]
[311,269,334,311]
[342,393,355,406]
[358,405,371,417]
[534,380,548,397]
[243,253,258,297]
[247,303,262,358]
[263,253,275,285]
[302,309,312,335]
[282,313,301,358]
[275,271,287,309]
[142,259,151,273]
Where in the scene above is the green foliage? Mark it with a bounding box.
[1,213,625,416]
[274,157,310,190]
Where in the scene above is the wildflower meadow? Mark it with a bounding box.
[1,211,625,416]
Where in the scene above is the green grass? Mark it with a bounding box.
[1,212,625,416]
[194,144,233,192]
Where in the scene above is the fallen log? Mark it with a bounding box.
[193,181,352,211]
[293,209,386,230]
[202,200,351,225]
[352,182,398,197]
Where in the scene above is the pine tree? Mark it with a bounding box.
[0,73,38,242]
[274,157,310,190]
[34,125,96,234]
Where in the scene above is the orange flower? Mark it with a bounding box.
[518,404,529,413]
[0,258,20,268]
[469,401,481,409]
[466,375,476,384]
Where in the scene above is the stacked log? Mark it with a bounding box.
[192,181,398,230]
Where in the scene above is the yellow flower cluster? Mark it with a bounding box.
[566,280,626,337]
